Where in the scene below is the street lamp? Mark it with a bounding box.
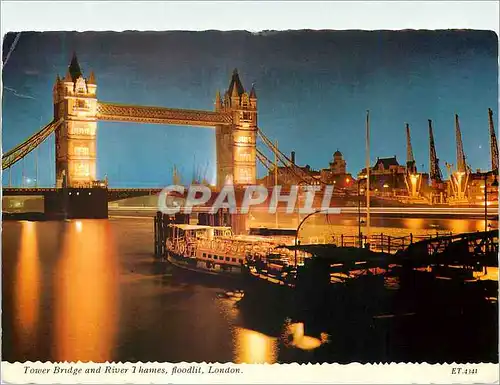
[383,183,389,197]
[357,177,367,247]
[294,208,327,268]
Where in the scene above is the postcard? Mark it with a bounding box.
[1,1,499,384]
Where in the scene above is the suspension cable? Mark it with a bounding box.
[257,127,332,186]
[257,129,324,186]
[256,149,272,172]
[2,119,63,170]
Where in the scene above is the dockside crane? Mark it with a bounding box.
[404,123,421,198]
[428,119,443,187]
[446,114,470,201]
[455,114,468,173]
[489,108,498,172]
[406,123,417,173]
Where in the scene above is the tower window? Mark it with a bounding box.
[239,152,252,162]
[73,126,91,136]
[74,146,90,156]
[75,99,88,109]
[75,162,90,177]
[239,168,251,182]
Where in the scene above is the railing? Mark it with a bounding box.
[331,231,454,254]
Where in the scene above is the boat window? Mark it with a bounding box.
[208,254,212,259]
[219,256,224,260]
[231,258,236,262]
[203,253,206,258]
[225,257,230,261]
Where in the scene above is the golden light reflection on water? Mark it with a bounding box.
[445,219,483,234]
[14,221,41,352]
[283,322,328,351]
[402,218,424,230]
[233,328,278,364]
[249,212,489,238]
[53,220,118,362]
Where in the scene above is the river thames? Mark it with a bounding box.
[2,216,497,363]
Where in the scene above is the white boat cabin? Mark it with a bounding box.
[165,224,291,268]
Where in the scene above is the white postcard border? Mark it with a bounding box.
[2,362,499,384]
[1,1,499,34]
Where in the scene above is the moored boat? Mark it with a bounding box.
[164,224,298,277]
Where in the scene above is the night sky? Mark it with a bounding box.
[2,30,498,187]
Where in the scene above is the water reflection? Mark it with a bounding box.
[233,328,278,364]
[283,321,328,351]
[53,220,119,362]
[4,216,496,364]
[445,219,483,234]
[14,221,41,354]
[402,218,425,230]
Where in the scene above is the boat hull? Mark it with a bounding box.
[166,251,243,279]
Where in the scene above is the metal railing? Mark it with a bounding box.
[331,231,454,254]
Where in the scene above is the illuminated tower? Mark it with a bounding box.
[215,69,257,188]
[53,53,98,188]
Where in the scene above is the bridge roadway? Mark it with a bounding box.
[2,187,164,202]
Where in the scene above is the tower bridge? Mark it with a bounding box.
[2,54,263,217]
[3,54,258,188]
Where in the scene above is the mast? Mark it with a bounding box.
[274,140,279,228]
[36,115,41,187]
[22,157,25,187]
[35,146,39,187]
[489,108,499,172]
[365,110,371,246]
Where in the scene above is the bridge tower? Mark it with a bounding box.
[215,69,257,188]
[53,53,98,188]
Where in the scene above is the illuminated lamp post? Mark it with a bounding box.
[409,173,419,197]
[455,171,465,200]
[294,209,327,268]
[383,183,389,196]
[357,176,367,247]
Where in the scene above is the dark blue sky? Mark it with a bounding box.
[2,30,498,187]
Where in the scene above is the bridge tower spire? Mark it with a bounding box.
[215,69,257,188]
[53,53,98,188]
